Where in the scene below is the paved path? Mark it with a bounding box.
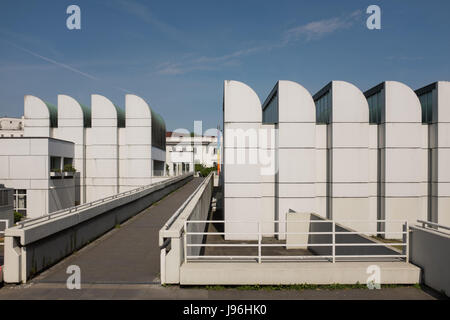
[25,177,203,286]
[0,282,439,300]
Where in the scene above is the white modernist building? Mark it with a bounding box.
[0,137,75,219]
[166,132,219,176]
[0,94,167,219]
[414,82,450,226]
[0,117,24,137]
[222,80,450,240]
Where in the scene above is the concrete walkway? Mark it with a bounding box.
[0,281,439,300]
[23,177,204,285]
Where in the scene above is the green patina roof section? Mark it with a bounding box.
[114,104,126,128]
[44,102,58,128]
[79,103,92,128]
[151,109,166,130]
[151,109,166,150]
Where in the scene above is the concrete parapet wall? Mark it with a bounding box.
[160,173,213,284]
[180,261,420,285]
[409,224,450,296]
[3,173,193,283]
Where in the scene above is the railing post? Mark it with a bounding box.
[160,248,166,285]
[184,220,188,264]
[258,221,261,264]
[404,221,409,263]
[332,220,336,263]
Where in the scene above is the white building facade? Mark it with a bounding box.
[0,137,75,219]
[166,133,219,176]
[0,94,167,218]
[0,117,24,137]
[223,80,450,240]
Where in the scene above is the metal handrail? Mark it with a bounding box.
[184,219,408,264]
[186,219,407,223]
[417,220,450,232]
[0,219,9,246]
[16,174,191,229]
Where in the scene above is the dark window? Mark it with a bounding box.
[315,91,331,124]
[367,89,383,124]
[262,92,278,124]
[418,90,434,124]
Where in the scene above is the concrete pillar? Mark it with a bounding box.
[120,94,153,192]
[223,80,262,240]
[368,81,427,238]
[55,95,87,204]
[275,81,316,239]
[85,95,120,202]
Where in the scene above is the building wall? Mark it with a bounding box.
[260,123,275,236]
[23,95,53,137]
[381,82,427,238]
[0,117,24,138]
[276,81,316,238]
[166,136,194,176]
[329,81,372,233]
[435,82,450,226]
[222,80,448,241]
[54,95,86,205]
[166,135,219,177]
[315,125,327,218]
[223,80,262,240]
[85,95,119,202]
[368,124,378,231]
[0,138,75,219]
[13,94,167,217]
[119,94,153,192]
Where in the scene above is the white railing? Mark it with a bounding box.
[0,219,9,247]
[184,219,408,263]
[15,174,189,229]
[417,220,450,234]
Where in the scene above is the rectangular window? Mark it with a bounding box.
[418,90,434,124]
[262,92,278,124]
[13,189,27,216]
[367,89,383,124]
[63,158,73,166]
[315,91,331,124]
[50,156,61,171]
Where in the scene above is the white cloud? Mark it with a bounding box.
[156,10,363,75]
[284,10,362,42]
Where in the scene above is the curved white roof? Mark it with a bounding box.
[224,80,261,123]
[278,80,316,122]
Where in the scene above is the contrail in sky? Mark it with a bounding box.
[3,39,131,94]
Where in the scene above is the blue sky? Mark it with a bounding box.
[0,0,449,131]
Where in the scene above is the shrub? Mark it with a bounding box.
[195,164,217,177]
[14,211,24,223]
[63,164,76,172]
